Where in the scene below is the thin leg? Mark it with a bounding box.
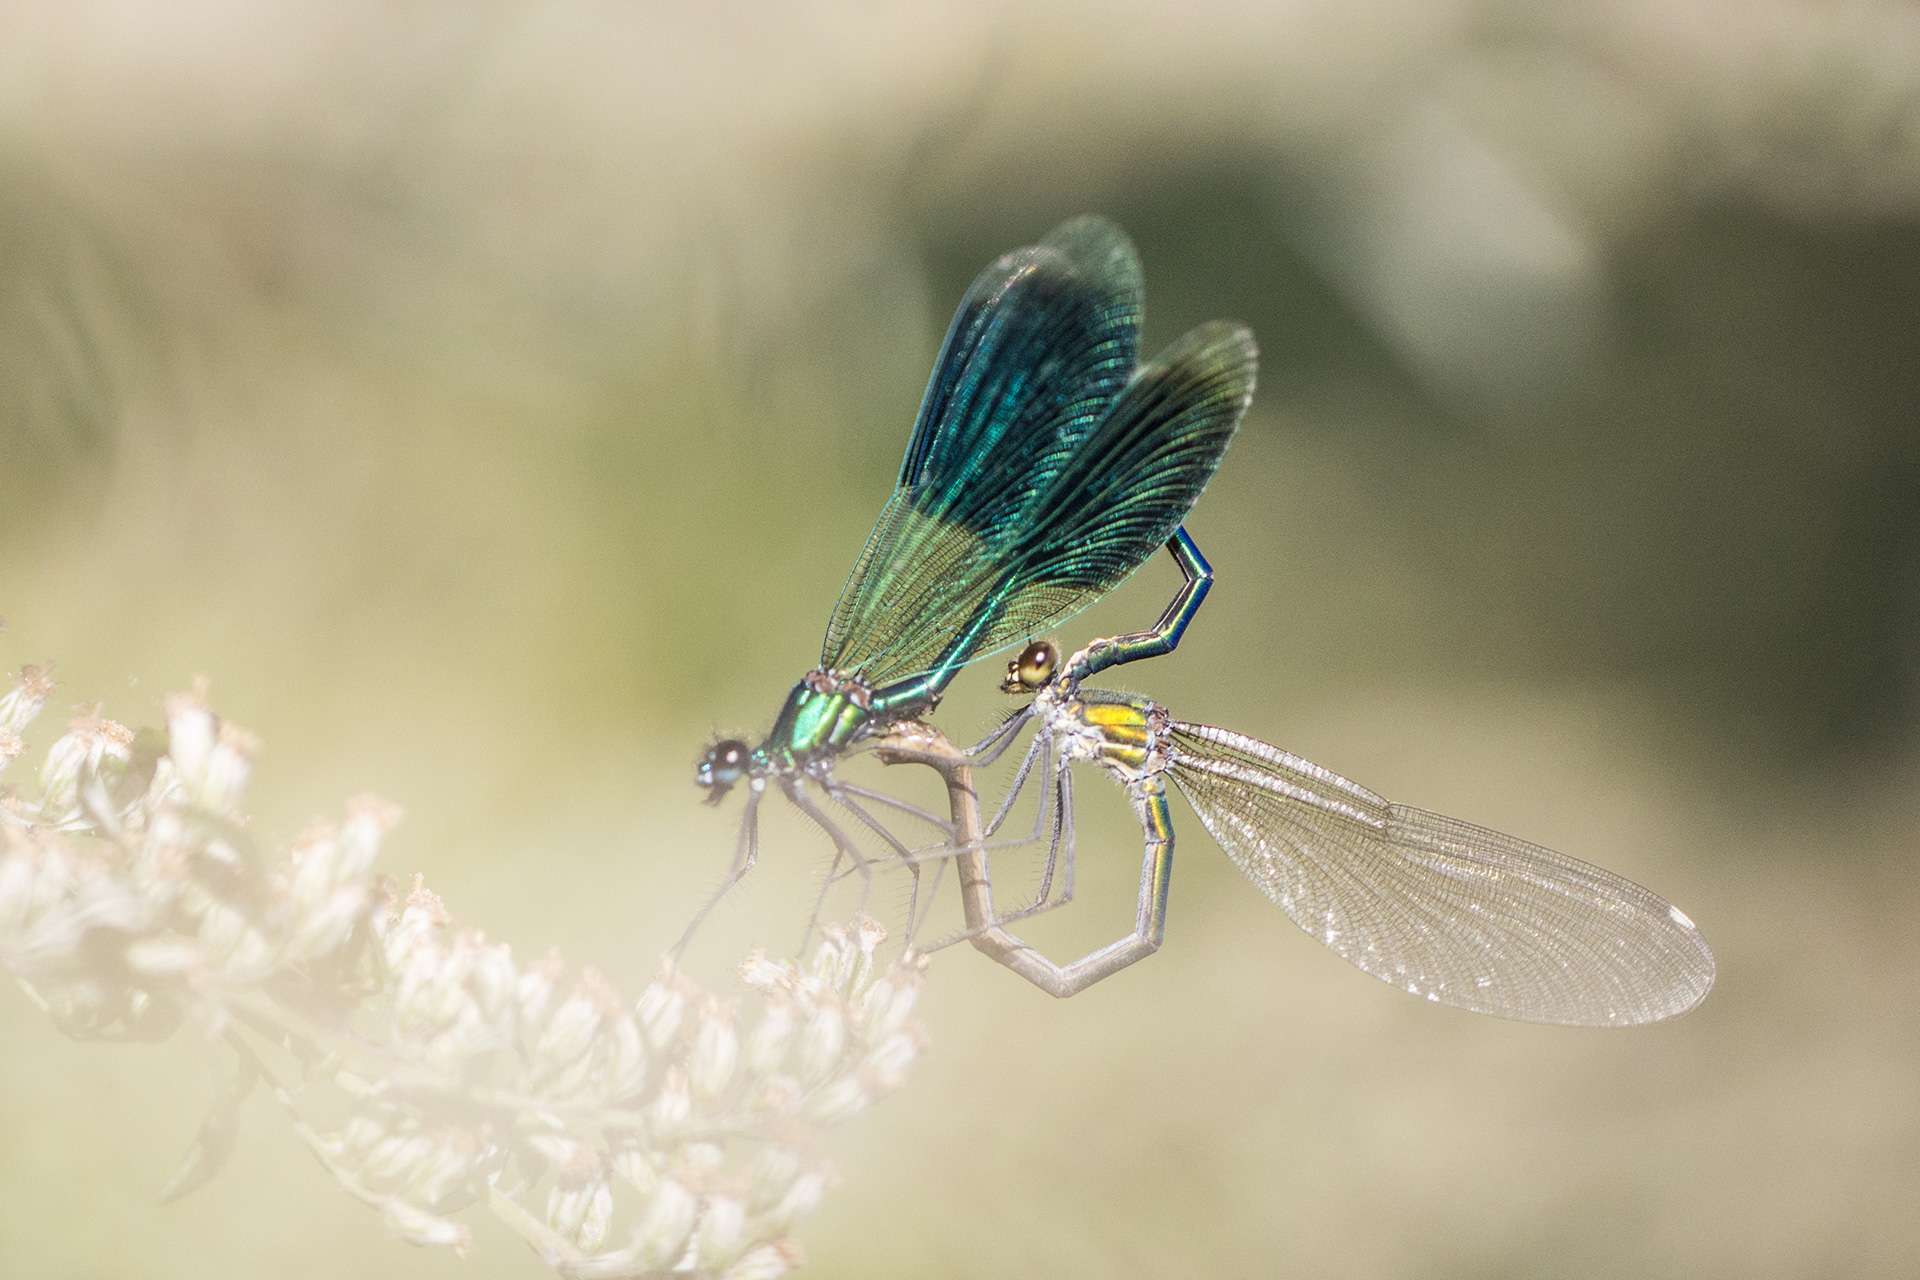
[845,717,1047,888]
[672,789,763,958]
[830,781,954,837]
[867,725,1055,886]
[983,728,1050,840]
[1034,762,1071,909]
[915,742,1073,952]
[867,706,1032,774]
[966,708,1037,767]
[905,853,949,950]
[803,839,847,955]
[828,785,923,938]
[786,781,876,949]
[1069,528,1213,682]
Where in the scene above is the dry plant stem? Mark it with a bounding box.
[878,724,1053,987]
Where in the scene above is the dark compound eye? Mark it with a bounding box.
[1010,640,1057,691]
[699,739,751,788]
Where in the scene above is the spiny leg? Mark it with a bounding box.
[827,783,924,940]
[967,707,1039,767]
[786,780,877,950]
[868,725,1055,895]
[984,725,1052,840]
[867,705,1033,775]
[848,722,1053,884]
[987,750,1077,930]
[1034,760,1072,909]
[1068,527,1213,683]
[905,850,949,950]
[829,780,954,838]
[914,740,1073,953]
[672,789,763,959]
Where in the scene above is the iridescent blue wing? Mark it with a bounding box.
[992,321,1255,638]
[897,216,1143,496]
[822,217,1142,680]
[1167,721,1717,1026]
[845,321,1257,688]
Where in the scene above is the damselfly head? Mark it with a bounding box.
[1000,640,1058,694]
[696,738,751,803]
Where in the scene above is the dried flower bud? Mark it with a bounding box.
[795,1005,847,1085]
[648,1067,693,1141]
[631,1176,698,1267]
[737,949,790,992]
[636,974,687,1051]
[724,1240,804,1280]
[546,1153,611,1250]
[745,997,798,1079]
[855,973,921,1039]
[162,690,216,794]
[1,674,927,1278]
[802,1077,870,1124]
[748,1144,804,1211]
[689,1000,740,1100]
[698,1194,750,1264]
[768,1171,828,1229]
[0,665,54,740]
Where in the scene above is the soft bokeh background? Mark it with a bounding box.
[4,3,1918,1276]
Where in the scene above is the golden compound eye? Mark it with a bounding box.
[1015,640,1057,689]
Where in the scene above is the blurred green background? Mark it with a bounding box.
[3,3,1917,1277]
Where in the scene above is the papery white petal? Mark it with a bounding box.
[768,1170,827,1228]
[365,1133,434,1184]
[631,1177,698,1266]
[636,977,686,1051]
[748,1144,803,1211]
[863,1030,922,1091]
[689,1003,739,1099]
[576,1179,614,1252]
[795,1005,846,1085]
[723,1240,802,1280]
[648,1067,692,1140]
[745,1000,797,1080]
[693,1194,747,1265]
[803,1077,870,1124]
[737,949,790,992]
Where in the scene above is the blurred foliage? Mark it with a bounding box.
[1,3,1917,1278]
[0,163,176,526]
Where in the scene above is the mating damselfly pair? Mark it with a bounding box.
[683,216,1715,1028]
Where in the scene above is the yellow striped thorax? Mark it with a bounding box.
[1042,685,1172,784]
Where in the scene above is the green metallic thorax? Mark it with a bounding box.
[762,680,874,766]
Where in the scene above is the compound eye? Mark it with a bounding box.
[703,739,751,786]
[1014,640,1057,690]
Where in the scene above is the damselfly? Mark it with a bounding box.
[925,569,1716,1026]
[683,217,1258,952]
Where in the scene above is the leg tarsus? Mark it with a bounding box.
[673,790,763,958]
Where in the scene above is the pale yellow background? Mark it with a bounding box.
[3,3,1917,1277]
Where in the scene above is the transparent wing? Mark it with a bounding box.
[838,321,1257,688]
[1167,721,1715,1026]
[823,217,1142,679]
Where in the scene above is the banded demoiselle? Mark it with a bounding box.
[917,590,1716,1025]
[683,217,1257,952]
